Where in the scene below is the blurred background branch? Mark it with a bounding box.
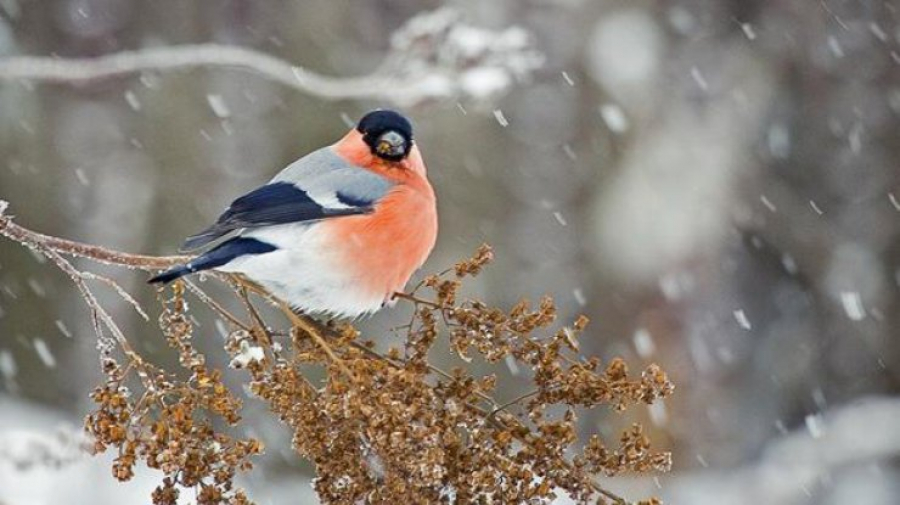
[0,425,90,471]
[0,8,542,107]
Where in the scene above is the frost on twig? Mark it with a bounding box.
[0,8,542,107]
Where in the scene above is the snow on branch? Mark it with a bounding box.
[0,8,543,106]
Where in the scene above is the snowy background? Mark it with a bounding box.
[1,1,899,504]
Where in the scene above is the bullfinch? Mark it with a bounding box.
[149,110,438,318]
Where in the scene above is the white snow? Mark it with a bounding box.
[839,291,866,321]
[827,36,845,58]
[492,109,509,127]
[586,9,663,100]
[552,211,567,226]
[740,23,757,41]
[459,67,511,100]
[774,419,788,435]
[123,90,140,111]
[767,124,791,159]
[667,7,696,34]
[633,327,656,357]
[733,310,752,331]
[504,355,520,376]
[572,288,586,307]
[781,254,798,275]
[599,103,630,133]
[229,340,264,369]
[0,350,16,380]
[888,193,900,211]
[690,66,709,91]
[868,22,889,42]
[206,94,231,119]
[809,200,824,215]
[26,278,46,298]
[74,168,89,186]
[648,400,668,426]
[32,339,55,368]
[447,25,492,59]
[848,123,863,154]
[804,413,825,439]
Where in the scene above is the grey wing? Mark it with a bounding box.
[181,148,393,251]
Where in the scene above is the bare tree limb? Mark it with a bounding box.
[81,271,150,321]
[0,45,391,98]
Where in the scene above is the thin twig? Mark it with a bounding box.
[234,283,273,346]
[36,247,153,392]
[230,275,356,382]
[487,389,542,419]
[81,271,149,321]
[392,292,443,308]
[276,299,357,383]
[0,210,186,270]
[181,279,251,332]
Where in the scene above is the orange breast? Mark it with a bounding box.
[321,183,437,300]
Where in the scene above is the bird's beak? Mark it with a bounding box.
[375,130,407,158]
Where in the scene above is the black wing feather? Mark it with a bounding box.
[181,182,370,251]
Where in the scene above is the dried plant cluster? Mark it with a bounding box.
[86,283,262,505]
[0,203,673,505]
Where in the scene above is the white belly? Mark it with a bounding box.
[216,223,386,318]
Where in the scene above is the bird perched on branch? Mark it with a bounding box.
[150,110,437,318]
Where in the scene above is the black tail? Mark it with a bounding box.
[148,238,277,284]
[148,265,193,284]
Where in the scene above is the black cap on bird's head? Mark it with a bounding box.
[357,110,414,162]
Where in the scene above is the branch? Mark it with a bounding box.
[82,271,150,321]
[0,9,542,106]
[0,44,388,98]
[0,200,662,505]
[0,200,186,270]
[0,200,161,376]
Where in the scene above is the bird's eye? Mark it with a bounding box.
[376,140,393,155]
[374,130,407,159]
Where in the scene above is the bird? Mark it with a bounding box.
[149,109,438,318]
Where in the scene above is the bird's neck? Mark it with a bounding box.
[332,132,430,188]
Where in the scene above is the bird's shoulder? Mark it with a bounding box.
[271,146,395,206]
